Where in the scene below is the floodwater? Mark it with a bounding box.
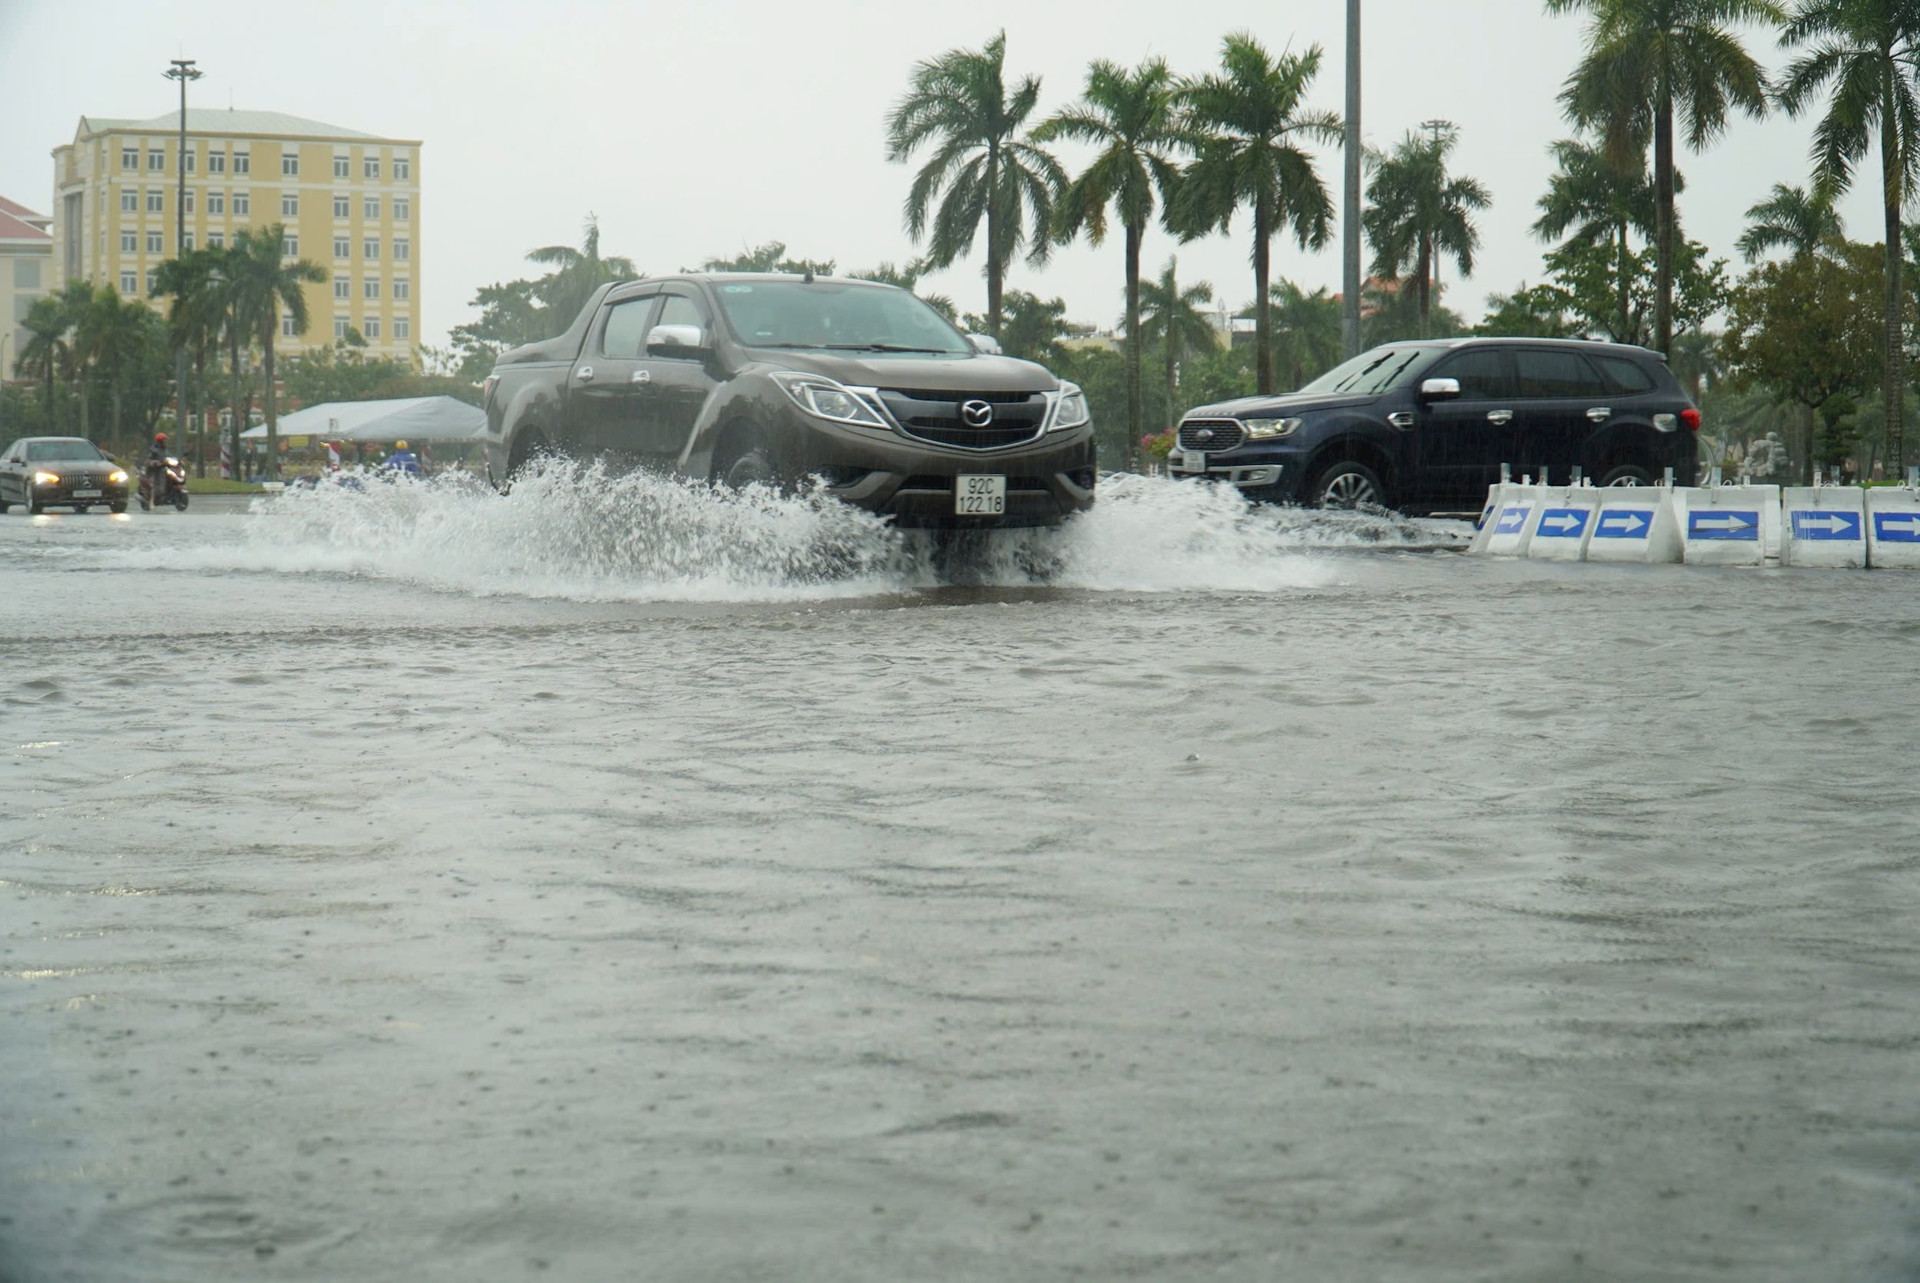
[2,469,1915,1282]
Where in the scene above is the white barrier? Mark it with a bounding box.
[1475,484,1543,557]
[1525,486,1604,562]
[1866,486,1920,568]
[1674,485,1779,567]
[1584,486,1682,564]
[1782,486,1867,569]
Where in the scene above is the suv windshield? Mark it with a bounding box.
[1298,346,1440,396]
[25,440,105,462]
[713,280,971,355]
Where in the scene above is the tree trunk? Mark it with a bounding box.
[1415,237,1432,339]
[263,315,280,481]
[1883,116,1907,472]
[1124,220,1143,472]
[193,348,208,479]
[1253,198,1274,395]
[1653,85,1675,356]
[1616,219,1631,344]
[228,330,244,481]
[984,149,1004,337]
[1165,317,1179,433]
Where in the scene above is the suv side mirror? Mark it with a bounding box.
[1419,377,1462,401]
[964,333,1003,356]
[646,323,707,355]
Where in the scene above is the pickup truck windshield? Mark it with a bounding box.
[714,281,971,355]
[1297,346,1440,396]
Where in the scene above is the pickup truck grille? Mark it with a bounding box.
[877,388,1049,451]
[1178,419,1246,452]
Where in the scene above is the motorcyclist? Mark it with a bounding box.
[144,433,170,499]
[383,440,423,476]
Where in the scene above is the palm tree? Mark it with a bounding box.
[78,287,151,440]
[226,225,325,479]
[1034,57,1187,470]
[1138,257,1217,419]
[1173,33,1342,394]
[1532,137,1663,342]
[885,30,1066,336]
[50,280,102,438]
[1362,125,1491,338]
[528,215,639,324]
[1269,279,1344,387]
[1547,0,1782,355]
[16,294,71,417]
[1778,0,1920,470]
[153,247,228,475]
[1736,182,1845,259]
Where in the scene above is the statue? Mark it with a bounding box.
[1744,431,1790,481]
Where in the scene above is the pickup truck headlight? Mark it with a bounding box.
[32,471,59,486]
[1245,417,1302,440]
[1049,382,1090,432]
[771,372,889,429]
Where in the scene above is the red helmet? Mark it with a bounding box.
[154,432,167,443]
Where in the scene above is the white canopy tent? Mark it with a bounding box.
[240,396,485,443]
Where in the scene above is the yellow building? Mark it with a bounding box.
[50,109,421,364]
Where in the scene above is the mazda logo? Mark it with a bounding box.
[960,399,994,427]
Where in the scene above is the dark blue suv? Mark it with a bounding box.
[1170,338,1699,514]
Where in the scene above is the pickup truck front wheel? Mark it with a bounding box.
[719,446,782,492]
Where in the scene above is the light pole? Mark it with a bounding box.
[164,58,201,450]
[0,331,11,434]
[1342,0,1362,359]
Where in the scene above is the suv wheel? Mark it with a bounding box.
[1313,460,1386,509]
[1598,463,1656,487]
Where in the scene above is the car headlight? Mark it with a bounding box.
[1245,417,1302,440]
[32,471,59,486]
[1049,382,1090,432]
[771,372,889,429]
[108,469,129,484]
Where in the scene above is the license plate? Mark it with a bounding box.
[71,489,101,498]
[1179,450,1207,472]
[955,474,1006,515]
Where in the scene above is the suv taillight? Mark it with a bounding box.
[1680,407,1701,432]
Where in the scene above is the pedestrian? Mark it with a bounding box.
[383,440,423,476]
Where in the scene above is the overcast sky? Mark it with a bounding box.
[0,0,1882,353]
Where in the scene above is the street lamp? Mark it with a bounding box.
[164,58,202,449]
[0,330,11,434]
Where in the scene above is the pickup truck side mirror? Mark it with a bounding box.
[1419,377,1462,401]
[964,333,1003,356]
[646,323,707,355]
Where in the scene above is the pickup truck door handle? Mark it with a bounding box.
[630,370,651,385]
[1586,406,1612,422]
[575,365,593,382]
[1487,409,1514,425]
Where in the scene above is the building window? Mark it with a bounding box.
[333,154,349,179]
[363,316,381,339]
[333,195,349,218]
[120,189,137,212]
[392,239,409,262]
[148,149,164,171]
[183,190,195,214]
[208,191,224,215]
[281,151,299,177]
[363,238,380,260]
[146,268,159,293]
[233,191,250,216]
[364,278,380,299]
[364,195,380,220]
[393,278,410,301]
[283,234,299,257]
[207,232,223,249]
[233,149,250,175]
[334,276,349,299]
[364,155,381,180]
[393,197,410,222]
[183,232,194,251]
[121,146,138,170]
[394,317,410,340]
[333,236,350,259]
[146,231,163,254]
[121,231,137,253]
[282,312,296,337]
[281,192,299,217]
[394,156,411,181]
[146,189,164,213]
[334,317,348,339]
[183,148,196,174]
[208,150,226,174]
[121,270,138,292]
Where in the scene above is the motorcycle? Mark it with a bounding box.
[138,456,190,512]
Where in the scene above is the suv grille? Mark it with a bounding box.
[877,388,1049,451]
[1179,419,1245,452]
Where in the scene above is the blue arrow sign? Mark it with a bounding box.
[1688,509,1760,541]
[1874,512,1920,543]
[1592,509,1653,539]
[1535,507,1591,538]
[1493,506,1530,535]
[1790,510,1862,541]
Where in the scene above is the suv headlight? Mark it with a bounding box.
[1049,382,1090,432]
[1245,417,1302,440]
[771,372,889,429]
[32,471,59,486]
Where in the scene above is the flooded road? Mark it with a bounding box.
[3,473,1916,1282]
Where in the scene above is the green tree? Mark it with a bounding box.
[1034,56,1186,469]
[1477,282,1583,336]
[77,286,154,440]
[1778,0,1920,469]
[697,241,835,275]
[1267,279,1343,388]
[1736,181,1845,259]
[1543,230,1730,342]
[1138,256,1217,418]
[846,258,958,321]
[965,289,1068,366]
[1547,0,1781,355]
[14,293,72,417]
[1363,124,1492,337]
[527,214,640,325]
[1532,136,1663,342]
[1360,278,1468,346]
[153,247,231,475]
[1172,33,1341,395]
[885,30,1066,337]
[226,225,326,479]
[282,336,413,406]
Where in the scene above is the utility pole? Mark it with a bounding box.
[164,58,201,453]
[1342,0,1362,359]
[1419,119,1453,313]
